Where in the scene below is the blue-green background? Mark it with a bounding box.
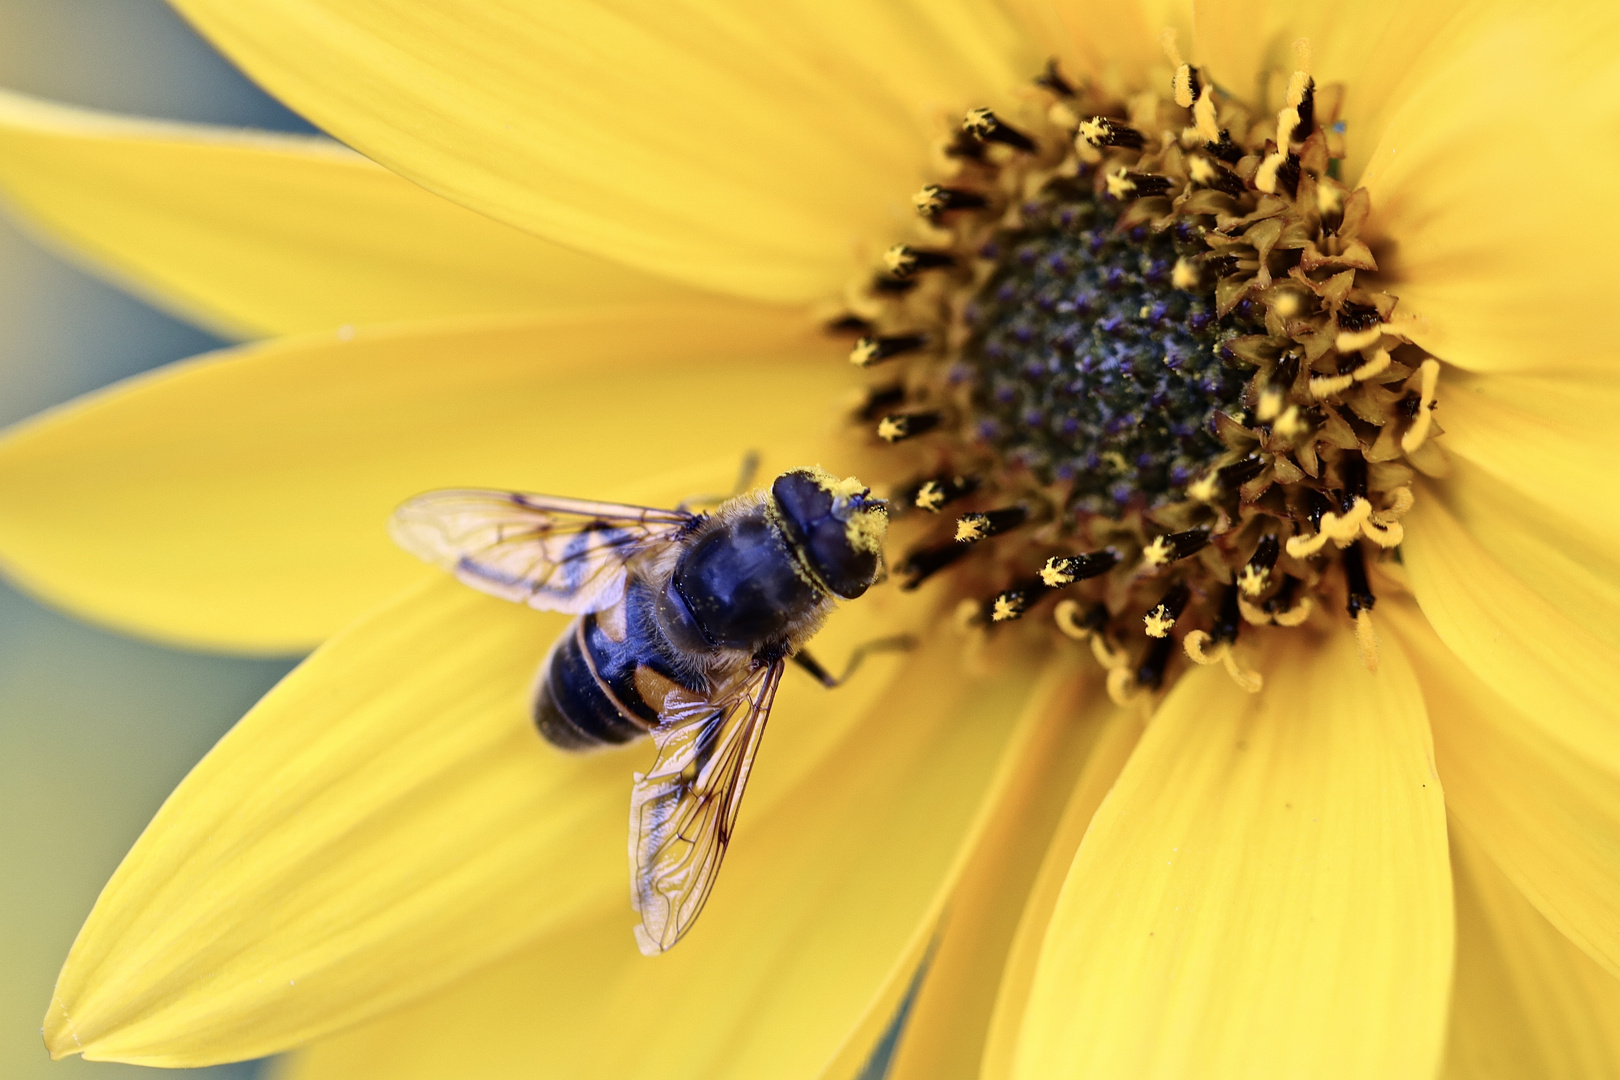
[0,3,311,1076]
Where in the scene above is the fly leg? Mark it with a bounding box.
[677,451,762,512]
[792,635,917,688]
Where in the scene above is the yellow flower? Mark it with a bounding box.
[0,0,1617,1077]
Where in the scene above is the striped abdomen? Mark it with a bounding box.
[532,584,693,750]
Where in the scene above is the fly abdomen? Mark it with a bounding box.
[533,616,648,750]
[533,583,700,751]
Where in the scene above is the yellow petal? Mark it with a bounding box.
[1192,0,1474,185]
[0,90,700,339]
[1390,599,1620,979]
[980,703,1145,1080]
[1438,367,1620,547]
[168,0,1034,303]
[46,562,919,1067]
[1012,627,1452,1080]
[1403,486,1620,776]
[1427,456,1620,652]
[1360,2,1620,372]
[277,632,1044,1080]
[0,304,839,653]
[1444,823,1620,1078]
[1001,0,1180,92]
[820,661,1117,1080]
[46,576,616,1066]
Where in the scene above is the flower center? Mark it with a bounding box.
[961,190,1260,513]
[833,40,1440,701]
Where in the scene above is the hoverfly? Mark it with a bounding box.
[391,467,891,954]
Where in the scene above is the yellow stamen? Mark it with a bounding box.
[914,481,945,512]
[1091,633,1129,671]
[1183,633,1262,693]
[1361,517,1404,547]
[876,416,907,443]
[1257,386,1285,421]
[1187,470,1220,503]
[1334,324,1384,353]
[1105,167,1136,199]
[1401,358,1441,453]
[1309,372,1354,398]
[955,514,989,543]
[912,186,947,215]
[1192,93,1220,144]
[991,594,1024,622]
[882,245,916,276]
[1144,604,1177,638]
[1053,599,1091,640]
[1273,404,1308,437]
[1142,534,1175,567]
[849,338,880,367]
[1237,562,1270,596]
[1238,596,1272,626]
[1040,557,1074,587]
[1255,150,1288,194]
[1354,609,1380,672]
[1105,667,1139,705]
[1353,346,1392,382]
[1077,116,1111,148]
[1172,257,1200,290]
[1273,594,1314,627]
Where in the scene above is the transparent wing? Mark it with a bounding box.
[627,659,785,955]
[390,489,696,614]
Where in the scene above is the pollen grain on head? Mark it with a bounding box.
[824,38,1442,700]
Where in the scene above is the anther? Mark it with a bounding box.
[825,313,873,335]
[1106,169,1173,200]
[1040,548,1121,587]
[963,107,1037,152]
[1142,527,1211,568]
[884,245,955,279]
[1136,634,1177,690]
[1187,155,1246,197]
[1342,540,1376,619]
[955,506,1028,544]
[850,333,928,368]
[1334,301,1383,352]
[1238,534,1280,596]
[913,184,988,219]
[1208,130,1243,163]
[1077,116,1146,150]
[855,384,905,422]
[1255,150,1300,197]
[1190,456,1264,504]
[1144,582,1191,638]
[1344,541,1380,671]
[1034,58,1075,97]
[876,410,941,443]
[913,474,978,512]
[988,578,1051,623]
[899,541,972,590]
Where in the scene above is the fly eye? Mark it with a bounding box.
[771,470,885,599]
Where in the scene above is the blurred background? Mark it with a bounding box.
[0,3,315,1076]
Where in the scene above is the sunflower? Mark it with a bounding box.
[1,0,1617,1076]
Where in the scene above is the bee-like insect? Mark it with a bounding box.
[390,467,890,955]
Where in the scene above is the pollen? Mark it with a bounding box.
[832,41,1440,699]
